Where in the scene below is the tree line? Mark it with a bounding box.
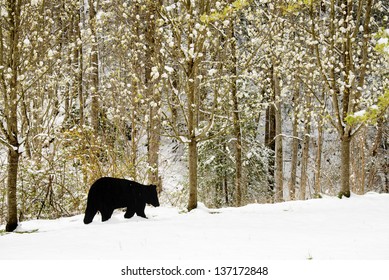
[1,0,388,232]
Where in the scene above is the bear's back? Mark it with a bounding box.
[89,177,133,198]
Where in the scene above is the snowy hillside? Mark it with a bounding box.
[1,192,388,260]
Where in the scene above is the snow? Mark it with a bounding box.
[370,104,379,110]
[31,0,40,6]
[353,109,366,117]
[377,37,388,46]
[23,38,31,46]
[1,192,388,260]
[164,65,174,73]
[208,68,218,76]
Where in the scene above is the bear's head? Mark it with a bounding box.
[147,184,160,207]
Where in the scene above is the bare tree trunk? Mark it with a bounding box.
[265,101,276,201]
[273,64,283,203]
[6,59,20,232]
[339,133,351,198]
[299,94,311,200]
[299,120,311,200]
[187,46,198,211]
[187,77,198,211]
[314,119,323,197]
[224,153,229,205]
[366,118,384,192]
[88,0,99,134]
[230,21,242,207]
[3,0,22,232]
[6,80,20,231]
[146,1,162,190]
[357,132,366,194]
[76,5,84,126]
[289,88,300,200]
[6,148,19,232]
[188,137,198,211]
[131,81,138,181]
[148,105,161,187]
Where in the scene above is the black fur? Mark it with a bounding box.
[83,177,160,224]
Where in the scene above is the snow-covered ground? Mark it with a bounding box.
[1,192,388,260]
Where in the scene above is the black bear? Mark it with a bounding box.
[83,177,160,224]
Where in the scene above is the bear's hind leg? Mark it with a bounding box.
[101,208,114,222]
[124,209,135,219]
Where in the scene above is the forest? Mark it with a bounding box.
[0,0,388,232]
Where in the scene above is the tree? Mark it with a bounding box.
[145,0,163,189]
[309,0,376,198]
[88,0,100,134]
[0,0,22,232]
[228,4,243,207]
[160,0,236,210]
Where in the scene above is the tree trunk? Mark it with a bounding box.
[188,138,198,211]
[76,7,84,126]
[289,88,300,200]
[131,81,138,181]
[233,101,242,206]
[314,119,323,197]
[230,21,242,207]
[265,101,276,200]
[6,74,20,232]
[88,0,99,134]
[273,64,283,203]
[339,133,351,198]
[6,148,19,232]
[4,0,22,232]
[299,120,311,200]
[187,52,198,211]
[146,1,161,190]
[148,106,161,187]
[367,118,384,192]
[299,93,311,200]
[6,87,20,232]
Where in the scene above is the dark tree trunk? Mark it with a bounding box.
[4,0,21,232]
[230,21,242,207]
[187,138,198,211]
[6,147,19,232]
[265,104,276,200]
[339,133,351,198]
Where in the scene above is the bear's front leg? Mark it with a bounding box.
[84,206,98,224]
[136,210,147,218]
[136,202,147,218]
